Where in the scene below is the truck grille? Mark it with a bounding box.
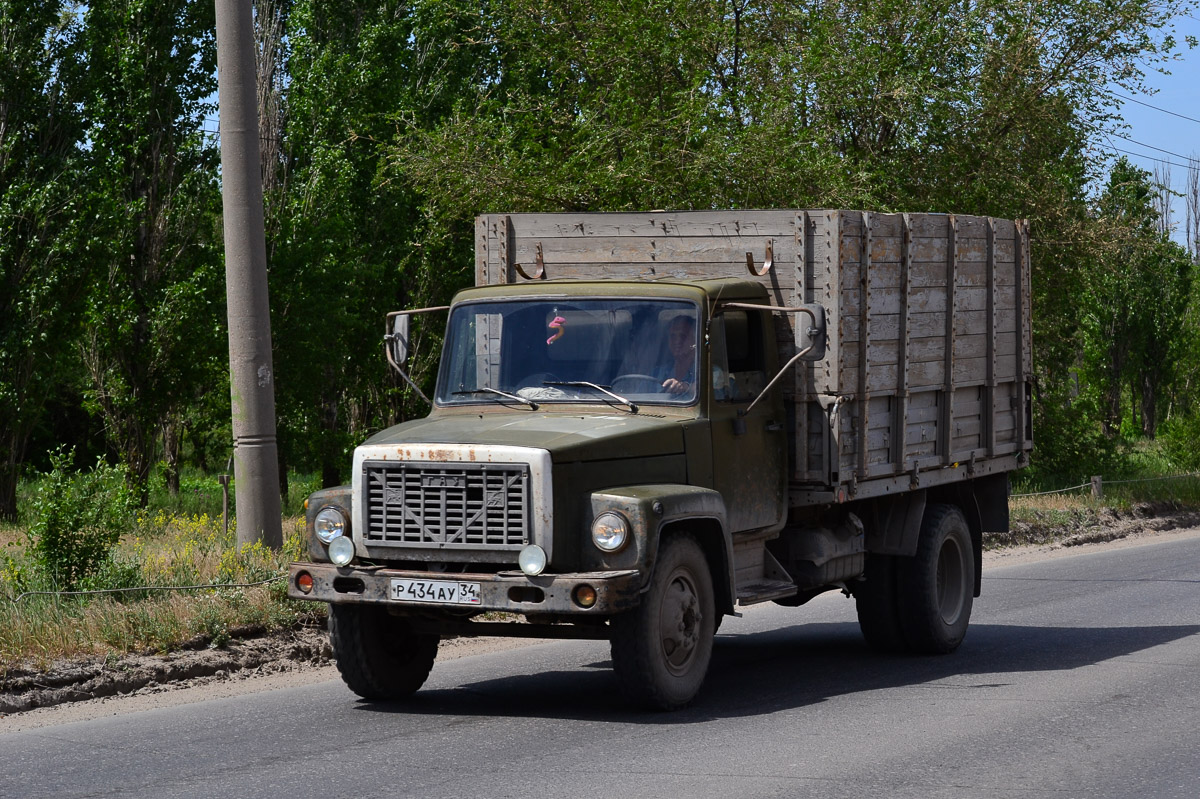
[363,461,531,548]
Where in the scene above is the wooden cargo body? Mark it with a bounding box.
[475,210,1032,504]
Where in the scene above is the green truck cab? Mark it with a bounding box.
[289,210,1032,710]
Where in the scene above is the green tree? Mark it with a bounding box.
[269,0,478,487]
[76,0,223,502]
[1083,158,1192,439]
[0,1,88,521]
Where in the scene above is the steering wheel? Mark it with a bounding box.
[610,373,663,393]
[516,372,559,389]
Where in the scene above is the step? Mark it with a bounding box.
[735,578,798,606]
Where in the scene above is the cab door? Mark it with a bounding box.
[707,309,787,533]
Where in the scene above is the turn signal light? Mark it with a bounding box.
[573,585,597,608]
[296,571,314,594]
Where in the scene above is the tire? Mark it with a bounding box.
[854,553,910,653]
[329,605,439,700]
[896,504,974,654]
[610,534,716,711]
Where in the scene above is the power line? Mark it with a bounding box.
[1103,143,1197,172]
[1109,131,1198,162]
[1111,91,1200,126]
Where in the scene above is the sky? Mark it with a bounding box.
[1104,11,1200,247]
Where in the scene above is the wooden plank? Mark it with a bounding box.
[986,217,998,456]
[793,211,812,482]
[502,210,803,239]
[1019,220,1033,450]
[838,285,1018,317]
[476,216,490,286]
[498,215,512,284]
[507,234,797,266]
[843,309,1020,342]
[841,333,1017,369]
[905,215,951,238]
[854,260,1018,290]
[892,213,912,473]
[828,211,846,399]
[857,211,872,481]
[941,216,958,465]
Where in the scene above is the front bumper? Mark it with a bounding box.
[288,562,643,615]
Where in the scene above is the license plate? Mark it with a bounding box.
[389,578,482,605]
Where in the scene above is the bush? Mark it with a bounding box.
[1159,413,1200,472]
[26,449,136,590]
[1025,388,1120,487]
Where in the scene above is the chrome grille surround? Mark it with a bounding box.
[351,444,552,562]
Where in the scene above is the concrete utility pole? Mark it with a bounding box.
[214,0,282,549]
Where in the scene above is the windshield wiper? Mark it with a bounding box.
[452,387,538,410]
[543,381,639,414]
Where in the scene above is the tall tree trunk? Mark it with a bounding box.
[163,415,181,496]
[1141,373,1157,439]
[0,432,24,523]
[1102,342,1123,437]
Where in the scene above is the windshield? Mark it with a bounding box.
[435,298,700,407]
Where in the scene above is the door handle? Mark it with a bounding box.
[766,421,783,432]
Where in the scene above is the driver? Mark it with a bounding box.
[657,315,697,395]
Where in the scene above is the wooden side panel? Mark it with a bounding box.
[823,212,1029,492]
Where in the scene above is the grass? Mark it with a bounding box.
[996,464,1200,549]
[0,509,323,671]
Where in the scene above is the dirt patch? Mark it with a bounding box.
[0,624,334,716]
[988,501,1200,550]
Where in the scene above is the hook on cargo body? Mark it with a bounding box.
[514,242,547,280]
[745,240,774,276]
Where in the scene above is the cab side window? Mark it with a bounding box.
[710,310,766,403]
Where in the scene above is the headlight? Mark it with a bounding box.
[328,536,355,566]
[591,511,629,553]
[314,506,347,543]
[518,545,547,576]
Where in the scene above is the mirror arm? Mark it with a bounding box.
[716,303,823,417]
[383,306,449,407]
[741,343,815,417]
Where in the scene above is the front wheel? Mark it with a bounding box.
[896,504,975,654]
[610,534,716,710]
[329,605,439,700]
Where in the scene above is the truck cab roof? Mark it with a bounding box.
[450,276,771,308]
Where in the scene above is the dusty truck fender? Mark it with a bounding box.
[304,485,352,562]
[587,484,735,615]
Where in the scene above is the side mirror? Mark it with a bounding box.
[389,313,411,366]
[796,304,826,361]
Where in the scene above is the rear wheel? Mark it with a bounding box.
[329,605,439,700]
[896,504,974,654]
[854,553,909,653]
[610,534,716,710]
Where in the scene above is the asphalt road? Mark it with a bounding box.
[3,531,1198,799]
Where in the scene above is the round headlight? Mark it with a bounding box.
[518,545,547,576]
[328,535,355,566]
[591,511,629,553]
[314,506,347,543]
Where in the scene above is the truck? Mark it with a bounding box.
[288,209,1033,710]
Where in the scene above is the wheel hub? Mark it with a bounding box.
[660,575,702,673]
